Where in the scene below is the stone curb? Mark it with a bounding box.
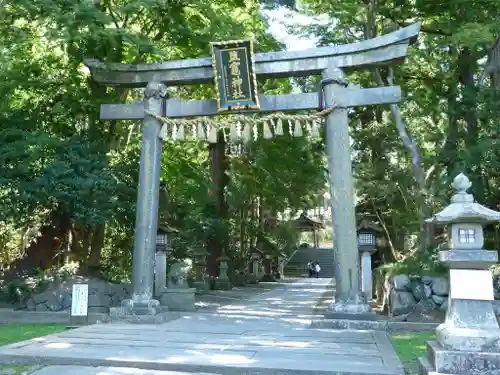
[310,318,439,332]
[0,282,288,325]
[0,309,108,325]
[0,354,404,375]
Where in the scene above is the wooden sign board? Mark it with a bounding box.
[210,40,260,112]
[69,283,89,327]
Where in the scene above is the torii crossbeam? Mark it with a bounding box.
[85,23,420,319]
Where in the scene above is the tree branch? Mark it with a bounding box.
[478,37,500,87]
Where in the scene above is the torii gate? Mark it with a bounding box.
[85,23,420,318]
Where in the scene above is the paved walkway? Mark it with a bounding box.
[0,279,404,375]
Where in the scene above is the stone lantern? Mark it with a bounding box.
[357,219,382,303]
[248,247,263,284]
[277,251,287,280]
[193,247,209,294]
[261,253,276,282]
[419,173,500,375]
[215,252,232,290]
[154,226,175,297]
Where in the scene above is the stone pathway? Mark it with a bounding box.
[0,279,404,375]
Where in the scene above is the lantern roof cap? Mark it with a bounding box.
[357,218,382,232]
[157,224,179,234]
[426,173,500,225]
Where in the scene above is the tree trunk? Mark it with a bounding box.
[441,46,460,177]
[1,211,70,278]
[207,130,228,279]
[458,47,484,199]
[87,223,105,276]
[365,0,429,250]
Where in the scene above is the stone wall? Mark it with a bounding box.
[387,273,500,318]
[386,274,449,316]
[22,277,131,313]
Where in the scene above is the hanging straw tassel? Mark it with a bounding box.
[274,118,284,136]
[293,120,303,137]
[306,121,312,137]
[263,120,273,139]
[230,122,240,143]
[189,124,196,140]
[310,120,321,138]
[159,124,169,140]
[253,123,258,141]
[208,124,218,143]
[185,124,192,140]
[242,123,252,144]
[175,124,185,140]
[197,121,206,140]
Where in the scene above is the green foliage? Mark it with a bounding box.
[376,248,447,279]
[0,0,328,283]
[7,0,500,283]
[292,0,500,257]
[0,114,120,228]
[0,262,81,304]
[390,331,436,374]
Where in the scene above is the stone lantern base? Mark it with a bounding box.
[419,339,500,375]
[246,273,259,284]
[160,287,196,311]
[419,173,500,374]
[193,279,209,294]
[419,267,500,374]
[214,277,232,290]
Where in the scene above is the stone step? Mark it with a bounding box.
[27,366,222,375]
[0,324,403,375]
[0,348,403,375]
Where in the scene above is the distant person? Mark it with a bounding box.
[314,261,321,278]
[307,261,314,278]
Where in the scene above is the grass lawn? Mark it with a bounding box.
[0,324,68,375]
[390,331,435,374]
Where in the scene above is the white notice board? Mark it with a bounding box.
[71,284,89,316]
[449,269,494,301]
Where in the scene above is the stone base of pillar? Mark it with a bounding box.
[324,295,376,321]
[160,288,196,311]
[260,274,276,282]
[214,277,232,290]
[193,280,209,294]
[108,298,170,324]
[246,274,259,284]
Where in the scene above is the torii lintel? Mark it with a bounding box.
[84,23,421,88]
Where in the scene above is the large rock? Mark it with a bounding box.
[423,284,432,299]
[422,275,434,285]
[23,277,131,313]
[392,275,411,291]
[431,277,449,296]
[493,276,500,299]
[410,280,425,301]
[439,298,449,312]
[390,289,416,316]
[413,298,436,314]
[432,294,446,305]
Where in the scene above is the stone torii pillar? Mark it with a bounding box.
[122,82,166,315]
[321,68,374,318]
[84,22,420,319]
